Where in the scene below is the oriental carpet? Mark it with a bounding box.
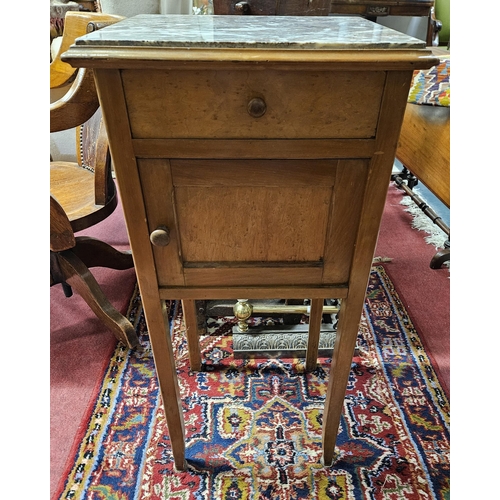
[56,266,449,500]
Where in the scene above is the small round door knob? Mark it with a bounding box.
[247,97,267,118]
[150,226,170,247]
[234,1,250,14]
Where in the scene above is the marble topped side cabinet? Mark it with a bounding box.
[63,14,438,470]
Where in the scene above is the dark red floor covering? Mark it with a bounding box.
[375,183,450,398]
[50,183,450,499]
[50,195,136,499]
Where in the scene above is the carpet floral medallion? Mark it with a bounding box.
[56,266,450,500]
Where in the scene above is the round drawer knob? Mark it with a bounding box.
[150,226,170,247]
[247,97,267,118]
[234,1,250,14]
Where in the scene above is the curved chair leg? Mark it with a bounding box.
[430,239,450,269]
[55,249,140,349]
[430,248,450,269]
[72,236,134,270]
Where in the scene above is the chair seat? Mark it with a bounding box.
[50,161,117,232]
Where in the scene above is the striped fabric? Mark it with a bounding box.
[408,56,450,107]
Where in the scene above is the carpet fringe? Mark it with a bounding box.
[400,195,448,249]
[373,256,393,263]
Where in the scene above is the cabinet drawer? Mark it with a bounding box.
[122,69,385,140]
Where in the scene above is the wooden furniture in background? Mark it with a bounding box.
[50,12,139,349]
[396,47,450,268]
[329,0,436,45]
[213,0,330,15]
[51,11,103,89]
[213,1,440,46]
[395,93,450,269]
[433,0,449,47]
[50,1,101,61]
[63,14,438,470]
[397,103,450,208]
[329,0,433,17]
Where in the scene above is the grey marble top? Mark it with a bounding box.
[75,14,425,50]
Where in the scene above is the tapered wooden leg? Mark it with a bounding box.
[182,299,202,371]
[322,296,362,466]
[149,299,187,470]
[305,298,323,372]
[56,250,140,349]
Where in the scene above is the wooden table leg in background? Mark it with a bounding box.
[182,299,203,372]
[305,298,324,372]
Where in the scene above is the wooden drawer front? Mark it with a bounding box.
[122,69,385,140]
[138,158,369,287]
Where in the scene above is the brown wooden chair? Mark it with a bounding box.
[50,11,139,349]
[51,10,104,89]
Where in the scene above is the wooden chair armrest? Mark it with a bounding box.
[50,67,99,133]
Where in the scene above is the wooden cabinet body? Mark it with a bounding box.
[63,14,438,470]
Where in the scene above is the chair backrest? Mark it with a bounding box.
[76,107,114,206]
[51,11,106,89]
[50,12,124,132]
[50,12,125,231]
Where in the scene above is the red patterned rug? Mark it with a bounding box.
[55,266,449,499]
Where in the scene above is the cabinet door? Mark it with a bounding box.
[138,158,369,287]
